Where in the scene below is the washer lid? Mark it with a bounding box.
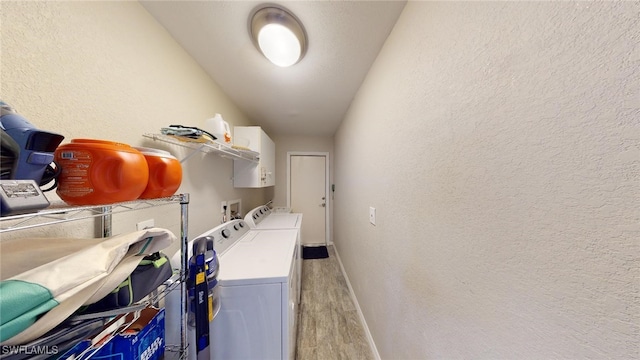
[255,213,302,230]
[217,229,298,286]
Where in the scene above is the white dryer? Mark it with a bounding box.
[245,205,302,303]
[166,219,299,360]
[245,205,302,232]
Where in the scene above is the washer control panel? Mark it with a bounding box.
[246,205,272,227]
[204,219,249,255]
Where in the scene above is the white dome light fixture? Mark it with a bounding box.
[250,5,307,67]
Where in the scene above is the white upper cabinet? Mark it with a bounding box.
[233,126,275,188]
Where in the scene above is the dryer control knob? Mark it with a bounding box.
[238,222,245,228]
[221,229,231,238]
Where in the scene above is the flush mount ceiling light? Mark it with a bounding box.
[250,4,307,67]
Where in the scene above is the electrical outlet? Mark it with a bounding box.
[136,219,155,231]
[369,207,376,225]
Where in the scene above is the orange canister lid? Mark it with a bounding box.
[68,139,140,152]
[133,146,178,159]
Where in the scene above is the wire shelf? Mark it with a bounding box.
[143,133,260,163]
[0,194,185,233]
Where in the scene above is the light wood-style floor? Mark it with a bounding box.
[296,245,375,360]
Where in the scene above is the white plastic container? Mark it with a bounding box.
[204,113,231,144]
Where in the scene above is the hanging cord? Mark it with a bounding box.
[39,160,61,192]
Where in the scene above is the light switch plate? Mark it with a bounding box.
[369,207,376,225]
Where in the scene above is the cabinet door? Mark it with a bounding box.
[233,126,275,188]
[260,130,275,187]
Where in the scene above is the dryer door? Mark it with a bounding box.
[212,283,282,360]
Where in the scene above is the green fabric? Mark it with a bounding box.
[0,280,58,342]
[139,255,168,268]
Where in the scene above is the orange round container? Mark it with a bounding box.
[54,139,149,205]
[134,147,182,199]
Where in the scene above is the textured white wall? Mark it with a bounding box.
[334,2,639,359]
[1,2,269,246]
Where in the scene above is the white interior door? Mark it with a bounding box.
[289,154,327,246]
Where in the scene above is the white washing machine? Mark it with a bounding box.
[166,219,299,360]
[245,205,302,232]
[245,205,302,303]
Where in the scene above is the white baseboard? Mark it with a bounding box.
[331,245,381,360]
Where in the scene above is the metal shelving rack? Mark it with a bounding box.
[0,193,191,359]
[143,133,260,163]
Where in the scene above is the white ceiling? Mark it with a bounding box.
[141,1,407,136]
